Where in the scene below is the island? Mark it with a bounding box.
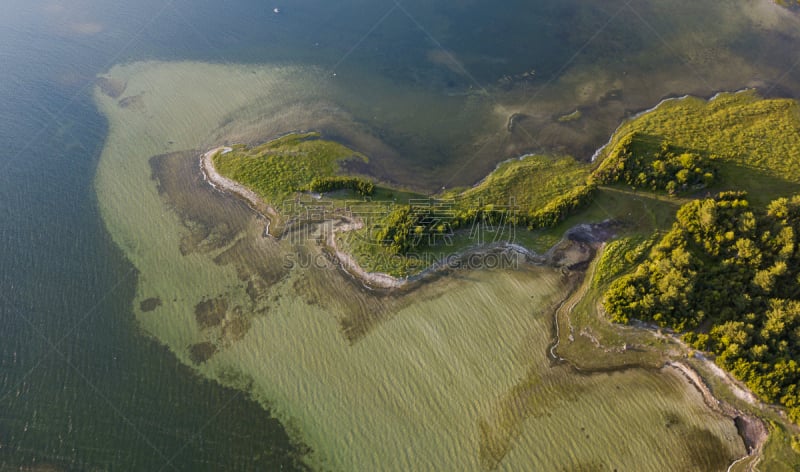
[202,89,800,468]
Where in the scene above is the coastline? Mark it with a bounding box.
[589,88,756,162]
[639,322,770,464]
[200,146,280,224]
[665,361,768,471]
[549,244,771,467]
[322,219,407,289]
[199,146,610,289]
[200,146,408,289]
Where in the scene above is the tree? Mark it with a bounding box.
[603,192,800,424]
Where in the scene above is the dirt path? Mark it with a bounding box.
[548,245,599,361]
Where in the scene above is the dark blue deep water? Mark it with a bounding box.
[0,1,324,469]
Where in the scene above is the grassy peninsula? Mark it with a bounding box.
[212,91,800,279]
[212,135,597,277]
[211,132,372,203]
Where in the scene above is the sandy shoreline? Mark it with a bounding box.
[200,147,407,288]
[622,312,771,463]
[322,219,407,289]
[665,361,768,472]
[200,147,279,222]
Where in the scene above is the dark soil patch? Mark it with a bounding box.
[222,315,251,342]
[188,342,218,364]
[96,76,126,98]
[195,297,228,329]
[734,415,768,453]
[139,297,162,312]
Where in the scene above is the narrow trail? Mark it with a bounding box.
[549,244,601,361]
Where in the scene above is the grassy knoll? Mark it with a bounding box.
[453,154,589,210]
[212,132,369,203]
[452,154,595,232]
[592,234,658,288]
[598,90,800,193]
[520,186,682,253]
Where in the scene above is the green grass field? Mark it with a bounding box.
[758,422,800,472]
[598,90,800,197]
[212,132,369,203]
[453,154,589,210]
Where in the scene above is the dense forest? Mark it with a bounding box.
[308,176,375,196]
[604,192,800,423]
[594,133,716,194]
[375,184,597,254]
